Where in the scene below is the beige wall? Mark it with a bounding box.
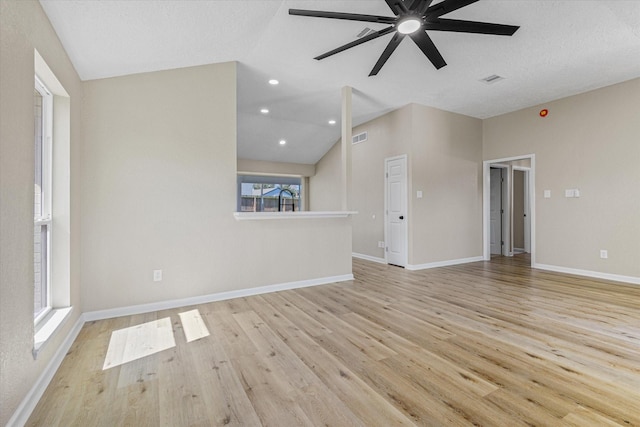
[322,104,483,265]
[351,106,412,259]
[81,63,352,312]
[484,78,640,277]
[0,1,83,424]
[309,137,342,211]
[410,104,483,265]
[237,158,315,177]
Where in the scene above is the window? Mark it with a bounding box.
[34,76,52,323]
[237,175,302,212]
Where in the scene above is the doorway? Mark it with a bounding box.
[490,167,504,255]
[483,155,535,266]
[384,155,408,267]
[512,168,531,254]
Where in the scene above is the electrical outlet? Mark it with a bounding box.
[600,250,608,259]
[153,269,162,281]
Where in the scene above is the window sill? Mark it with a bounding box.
[233,211,357,221]
[33,307,73,359]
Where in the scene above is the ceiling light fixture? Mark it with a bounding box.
[279,139,286,145]
[268,79,279,85]
[260,108,269,114]
[397,17,421,35]
[328,120,336,125]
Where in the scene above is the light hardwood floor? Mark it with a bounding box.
[28,256,640,426]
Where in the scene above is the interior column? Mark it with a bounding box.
[341,86,352,211]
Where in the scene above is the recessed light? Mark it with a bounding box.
[328,120,336,125]
[397,18,421,35]
[268,79,279,85]
[279,139,286,145]
[260,108,269,114]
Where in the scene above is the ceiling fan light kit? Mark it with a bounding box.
[397,17,422,34]
[290,0,519,76]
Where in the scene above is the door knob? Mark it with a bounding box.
[399,216,404,220]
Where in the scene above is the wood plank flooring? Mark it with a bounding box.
[28,255,640,426]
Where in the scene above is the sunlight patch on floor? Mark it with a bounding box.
[178,309,210,343]
[102,317,175,370]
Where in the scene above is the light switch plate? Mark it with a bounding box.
[565,189,574,198]
[417,191,423,199]
[544,190,551,198]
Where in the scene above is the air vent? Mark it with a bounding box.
[356,27,376,38]
[480,74,505,84]
[352,131,368,145]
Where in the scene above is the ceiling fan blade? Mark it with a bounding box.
[369,32,405,76]
[289,9,396,25]
[409,30,446,69]
[315,26,396,60]
[408,0,435,15]
[384,0,409,15]
[426,0,479,19]
[426,18,519,36]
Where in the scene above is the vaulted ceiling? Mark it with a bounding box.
[40,0,640,164]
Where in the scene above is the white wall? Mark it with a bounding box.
[0,1,83,424]
[484,78,640,278]
[81,63,352,312]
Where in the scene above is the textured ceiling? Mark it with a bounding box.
[40,0,640,165]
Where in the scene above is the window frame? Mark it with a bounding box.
[34,75,53,324]
[237,175,303,213]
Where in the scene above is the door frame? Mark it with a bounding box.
[384,154,408,267]
[483,154,536,265]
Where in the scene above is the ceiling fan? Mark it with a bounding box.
[289,0,519,76]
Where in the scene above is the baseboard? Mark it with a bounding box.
[406,256,484,271]
[84,273,354,322]
[352,252,386,264]
[534,263,640,285]
[7,311,85,427]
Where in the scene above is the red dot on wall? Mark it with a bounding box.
[539,109,549,117]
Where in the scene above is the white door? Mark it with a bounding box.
[490,168,502,255]
[385,156,407,267]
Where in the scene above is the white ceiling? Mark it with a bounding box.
[40,0,640,165]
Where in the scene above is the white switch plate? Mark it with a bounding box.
[544,190,551,198]
[600,250,608,259]
[573,189,580,198]
[565,189,574,198]
[417,191,423,199]
[378,241,385,248]
[153,270,162,281]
